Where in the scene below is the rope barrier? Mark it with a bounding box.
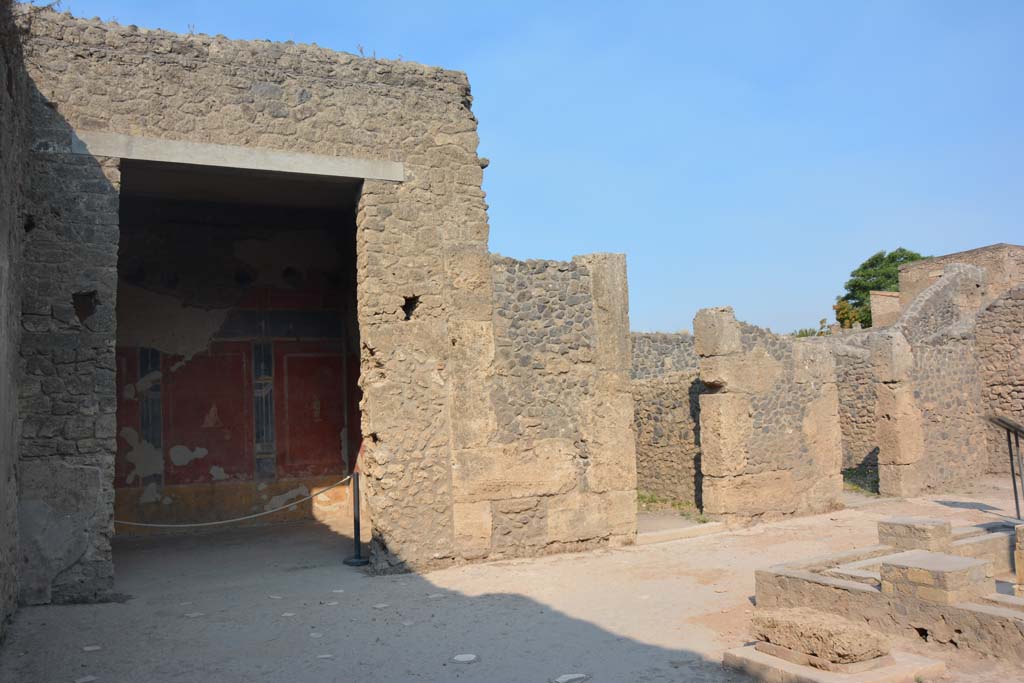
[113,475,353,529]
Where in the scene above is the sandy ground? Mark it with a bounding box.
[1,477,1022,683]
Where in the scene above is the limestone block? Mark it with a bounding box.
[453,501,492,559]
[693,306,741,358]
[576,253,631,379]
[699,347,781,394]
[751,607,891,664]
[792,341,836,385]
[702,470,795,517]
[546,492,608,544]
[877,518,952,551]
[1017,525,1024,586]
[446,320,496,450]
[452,440,578,503]
[868,331,913,383]
[580,392,637,493]
[880,550,993,604]
[802,385,843,476]
[698,393,750,478]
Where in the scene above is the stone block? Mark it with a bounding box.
[751,608,891,664]
[693,306,741,357]
[880,550,993,604]
[702,469,795,517]
[724,645,945,683]
[699,347,781,394]
[877,518,952,551]
[453,501,492,559]
[697,392,750,478]
[451,441,578,504]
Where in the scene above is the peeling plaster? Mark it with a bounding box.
[169,445,209,467]
[122,370,161,401]
[139,482,161,504]
[265,486,309,511]
[209,465,228,481]
[116,284,229,359]
[120,427,163,484]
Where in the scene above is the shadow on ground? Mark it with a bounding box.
[0,522,747,683]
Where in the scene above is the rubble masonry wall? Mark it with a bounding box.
[976,286,1024,473]
[693,307,843,519]
[630,332,702,505]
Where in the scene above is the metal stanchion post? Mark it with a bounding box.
[344,471,369,567]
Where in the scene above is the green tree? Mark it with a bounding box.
[835,248,926,328]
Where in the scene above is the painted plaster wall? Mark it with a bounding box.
[112,200,359,531]
[0,0,28,638]
[630,333,702,506]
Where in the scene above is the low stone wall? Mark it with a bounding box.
[977,286,1024,473]
[630,333,702,506]
[694,307,842,519]
[0,0,28,639]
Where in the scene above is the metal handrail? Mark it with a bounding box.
[988,415,1024,520]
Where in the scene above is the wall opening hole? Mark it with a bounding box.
[401,295,420,320]
[23,214,35,233]
[72,291,99,323]
[914,627,929,641]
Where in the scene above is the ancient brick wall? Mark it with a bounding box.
[977,286,1024,473]
[630,333,702,505]
[445,255,635,562]
[694,307,842,519]
[0,0,28,639]
[872,264,987,496]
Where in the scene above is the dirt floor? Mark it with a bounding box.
[1,477,1022,683]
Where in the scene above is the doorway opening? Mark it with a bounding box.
[113,160,363,537]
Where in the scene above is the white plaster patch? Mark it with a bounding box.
[265,486,309,512]
[122,383,136,400]
[120,426,163,484]
[316,654,334,659]
[452,654,477,663]
[139,482,161,504]
[116,284,229,359]
[82,645,102,652]
[209,465,228,481]
[162,496,173,505]
[170,360,187,373]
[169,445,209,467]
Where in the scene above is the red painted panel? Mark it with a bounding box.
[163,342,253,484]
[274,341,346,477]
[114,347,140,488]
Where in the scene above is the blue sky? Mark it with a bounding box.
[58,1,1023,333]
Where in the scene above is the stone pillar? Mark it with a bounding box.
[870,331,925,497]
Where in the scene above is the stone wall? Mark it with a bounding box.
[899,243,1024,310]
[630,333,702,505]
[0,0,28,639]
[693,307,842,519]
[869,290,900,328]
[872,264,987,496]
[444,255,635,563]
[17,9,637,593]
[977,286,1024,473]
[831,331,881,470]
